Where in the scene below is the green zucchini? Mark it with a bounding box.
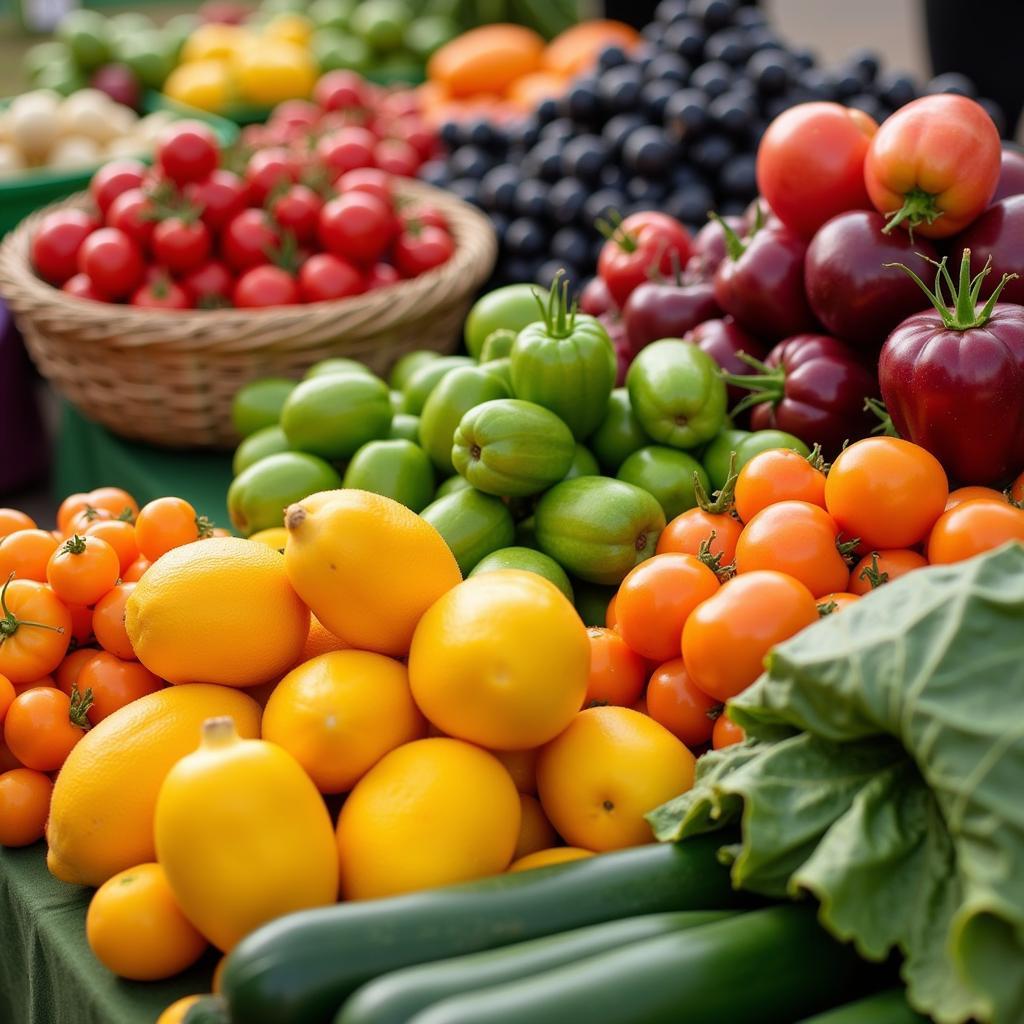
[407,905,863,1024]
[222,836,742,1024]
[182,995,229,1023]
[336,910,738,1024]
[796,989,928,1023]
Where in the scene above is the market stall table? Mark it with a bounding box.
[0,844,215,1024]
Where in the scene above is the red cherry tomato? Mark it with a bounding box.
[597,212,692,306]
[151,217,211,275]
[233,265,300,308]
[90,159,146,215]
[183,169,250,231]
[864,94,1001,238]
[756,102,877,239]
[395,116,437,160]
[337,167,393,205]
[393,225,454,277]
[105,188,154,250]
[156,121,220,185]
[366,262,400,290]
[77,228,144,300]
[222,209,279,273]
[245,147,297,202]
[404,204,447,232]
[273,99,320,129]
[318,192,395,264]
[61,273,104,301]
[314,70,370,111]
[271,184,323,244]
[373,138,419,177]
[298,253,366,302]
[181,260,234,307]
[31,210,98,285]
[131,275,191,310]
[316,127,377,178]
[646,658,719,748]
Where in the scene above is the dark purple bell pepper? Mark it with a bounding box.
[684,317,769,405]
[993,146,1024,201]
[622,276,720,352]
[951,196,1024,306]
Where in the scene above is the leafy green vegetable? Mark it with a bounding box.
[649,542,1024,1024]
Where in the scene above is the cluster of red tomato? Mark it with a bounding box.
[30,74,452,311]
[583,436,1024,753]
[0,489,220,847]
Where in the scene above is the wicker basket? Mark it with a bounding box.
[0,180,497,449]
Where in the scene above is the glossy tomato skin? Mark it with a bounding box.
[316,127,377,178]
[756,102,877,239]
[685,317,768,406]
[374,138,420,177]
[622,279,720,353]
[927,499,1024,564]
[131,277,191,310]
[804,211,939,351]
[31,210,99,285]
[181,260,234,307]
[298,253,365,302]
[393,225,454,277]
[993,146,1024,201]
[156,121,220,186]
[245,147,297,202]
[686,215,747,280]
[337,168,393,205]
[271,184,323,245]
[879,303,1024,483]
[365,262,400,290]
[314,70,370,111]
[77,228,144,300]
[579,277,617,318]
[90,160,147,215]
[222,209,279,273]
[952,197,1024,306]
[62,273,104,301]
[233,265,300,308]
[713,224,817,342]
[184,169,250,231]
[106,188,155,250]
[318,192,395,265]
[864,94,1001,238]
[749,334,878,459]
[597,212,693,307]
[151,217,211,275]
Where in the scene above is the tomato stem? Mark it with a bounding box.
[694,453,738,515]
[532,270,577,340]
[594,210,636,252]
[718,351,784,416]
[0,573,66,643]
[858,552,889,589]
[863,397,899,438]
[708,212,747,262]
[696,531,736,581]
[62,534,87,556]
[196,515,215,539]
[69,683,93,731]
[882,187,945,236]
[817,600,838,617]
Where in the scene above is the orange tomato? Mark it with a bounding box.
[927,499,1024,564]
[604,593,618,630]
[0,578,72,683]
[712,715,745,750]
[55,647,99,695]
[543,20,642,77]
[945,486,1006,511]
[681,570,818,702]
[584,627,647,707]
[76,651,163,724]
[505,70,567,108]
[817,592,860,615]
[122,557,151,582]
[614,554,721,662]
[824,437,948,549]
[135,497,200,562]
[734,501,851,598]
[67,602,96,645]
[92,584,136,660]
[85,487,139,523]
[0,736,21,772]
[656,508,743,566]
[56,492,90,535]
[428,25,545,99]
[0,509,36,538]
[84,518,139,574]
[0,673,13,723]
[734,448,826,523]
[12,675,55,695]
[0,529,60,582]
[68,506,113,535]
[1011,471,1024,504]
[0,768,53,846]
[47,534,121,607]
[3,686,88,771]
[646,658,719,748]
[848,549,928,594]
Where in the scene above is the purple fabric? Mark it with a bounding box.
[0,303,49,494]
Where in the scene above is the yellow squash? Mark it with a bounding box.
[154,717,339,952]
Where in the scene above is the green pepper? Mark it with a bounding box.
[510,275,617,441]
[464,284,543,359]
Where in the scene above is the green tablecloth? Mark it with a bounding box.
[0,844,216,1024]
[55,403,235,531]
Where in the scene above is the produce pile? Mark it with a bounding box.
[421,0,1008,285]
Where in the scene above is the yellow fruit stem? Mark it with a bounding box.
[201,717,239,750]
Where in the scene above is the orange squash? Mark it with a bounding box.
[544,21,642,78]
[428,24,545,99]
[506,71,569,110]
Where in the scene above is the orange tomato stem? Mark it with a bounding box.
[708,212,747,262]
[693,454,738,515]
[836,535,862,566]
[696,531,736,582]
[69,684,93,731]
[858,552,889,589]
[62,534,87,556]
[882,186,943,236]
[817,600,839,617]
[863,397,899,438]
[195,515,216,540]
[0,573,67,643]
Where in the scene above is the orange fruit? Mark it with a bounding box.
[156,996,204,1024]
[77,652,164,724]
[0,673,14,723]
[4,687,88,772]
[713,715,745,749]
[284,489,461,657]
[537,706,695,851]
[409,570,589,750]
[122,557,151,582]
[134,497,201,562]
[508,847,594,873]
[12,674,56,694]
[513,793,558,860]
[55,648,99,696]
[84,518,139,575]
[0,528,59,582]
[86,863,207,980]
[492,747,539,794]
[125,538,308,688]
[0,509,36,538]
[262,650,426,794]
[46,534,121,607]
[0,768,52,846]
[92,583,137,660]
[336,737,520,900]
[584,627,647,707]
[300,614,350,661]
[848,549,927,595]
[945,485,1005,510]
[818,591,860,614]
[646,658,719,748]
[0,736,22,772]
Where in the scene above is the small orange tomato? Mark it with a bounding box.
[85,487,140,523]
[67,603,96,646]
[56,492,90,535]
[646,658,719,748]
[657,507,743,565]
[682,570,818,702]
[615,553,721,663]
[0,509,36,538]
[712,714,745,749]
[76,651,163,723]
[46,535,121,607]
[1011,471,1024,505]
[67,506,113,535]
[3,686,89,771]
[824,437,948,549]
[135,497,200,562]
[0,736,21,772]
[945,486,1006,511]
[122,557,151,582]
[927,499,1024,565]
[92,584,136,660]
[55,647,100,696]
[0,768,53,846]
[0,529,60,582]
[584,627,647,707]
[0,578,72,683]
[734,449,826,524]
[12,675,56,695]
[817,592,860,615]
[0,673,14,723]
[604,593,618,630]
[735,501,851,598]
[84,519,139,575]
[848,548,928,595]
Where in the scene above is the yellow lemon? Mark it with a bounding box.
[336,737,520,900]
[262,650,426,794]
[181,23,247,63]
[155,717,338,952]
[233,39,317,107]
[537,706,696,852]
[47,684,261,887]
[263,12,314,46]
[162,60,233,114]
[248,526,288,551]
[157,996,204,1024]
[408,570,589,750]
[508,847,594,872]
[125,537,309,688]
[284,489,461,658]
